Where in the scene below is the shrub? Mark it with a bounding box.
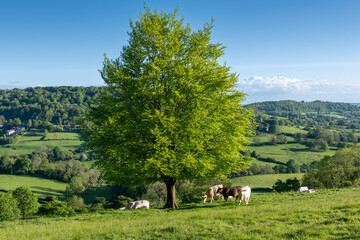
[12,187,39,219]
[273,178,301,192]
[90,197,107,212]
[38,200,75,217]
[0,192,20,221]
[66,177,86,194]
[66,195,87,213]
[111,195,133,209]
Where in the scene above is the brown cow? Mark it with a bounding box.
[217,186,242,201]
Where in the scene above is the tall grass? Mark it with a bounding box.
[0,188,358,239]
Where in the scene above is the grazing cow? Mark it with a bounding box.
[298,186,309,193]
[119,200,150,210]
[202,184,223,203]
[239,186,251,205]
[299,186,315,193]
[217,186,242,202]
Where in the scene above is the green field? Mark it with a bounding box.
[280,126,307,134]
[0,174,114,204]
[0,132,82,157]
[231,173,304,189]
[0,174,69,200]
[0,188,358,239]
[248,142,337,165]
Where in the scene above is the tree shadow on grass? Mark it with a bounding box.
[30,186,68,201]
[175,201,240,211]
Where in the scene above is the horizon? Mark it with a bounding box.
[1,0,360,104]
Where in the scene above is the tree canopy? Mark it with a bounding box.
[83,7,254,208]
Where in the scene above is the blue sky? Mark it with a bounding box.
[1,0,360,103]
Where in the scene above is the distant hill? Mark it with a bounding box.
[0,86,101,129]
[245,100,360,120]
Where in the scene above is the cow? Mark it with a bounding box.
[217,186,242,202]
[202,184,223,203]
[119,200,150,210]
[299,186,315,193]
[238,186,251,205]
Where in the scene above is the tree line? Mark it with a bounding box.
[0,146,99,193]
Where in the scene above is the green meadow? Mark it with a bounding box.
[0,188,358,239]
[231,173,304,189]
[0,132,82,157]
[0,174,114,204]
[0,174,69,200]
[248,142,337,165]
[249,125,338,165]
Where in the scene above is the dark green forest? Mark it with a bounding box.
[0,86,101,130]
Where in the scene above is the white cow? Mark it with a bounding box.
[298,186,309,193]
[299,186,315,193]
[238,186,251,205]
[119,200,150,210]
[202,184,223,203]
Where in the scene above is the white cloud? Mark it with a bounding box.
[238,76,313,93]
[238,76,360,104]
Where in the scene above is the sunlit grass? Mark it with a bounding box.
[231,173,304,189]
[0,174,69,200]
[0,132,82,157]
[0,188,358,239]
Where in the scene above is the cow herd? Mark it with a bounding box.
[202,184,251,205]
[119,184,251,211]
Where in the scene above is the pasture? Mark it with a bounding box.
[0,174,69,200]
[0,174,113,204]
[0,132,82,157]
[0,188,359,239]
[248,142,337,165]
[231,173,304,189]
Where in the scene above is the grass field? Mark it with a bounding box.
[248,142,337,165]
[0,132,82,157]
[0,174,69,200]
[0,174,114,204]
[0,188,358,239]
[231,173,304,189]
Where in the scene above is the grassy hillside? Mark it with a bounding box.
[248,140,337,165]
[0,132,82,157]
[0,174,69,200]
[248,125,339,165]
[231,173,304,189]
[0,174,114,204]
[0,188,358,239]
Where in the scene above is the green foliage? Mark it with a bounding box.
[110,195,133,209]
[38,200,75,217]
[83,6,254,208]
[66,195,85,208]
[13,156,32,175]
[0,192,20,221]
[1,188,360,239]
[0,86,101,128]
[90,197,107,212]
[66,177,86,194]
[273,178,301,192]
[302,144,360,188]
[12,187,39,219]
[286,159,299,173]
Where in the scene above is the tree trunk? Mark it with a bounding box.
[163,178,179,209]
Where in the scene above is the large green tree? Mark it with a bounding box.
[83,7,254,208]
